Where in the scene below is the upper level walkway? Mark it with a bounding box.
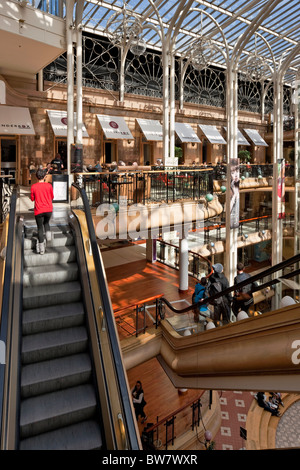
[0,0,65,78]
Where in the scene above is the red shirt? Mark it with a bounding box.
[31,182,54,216]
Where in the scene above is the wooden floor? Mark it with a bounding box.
[104,250,272,446]
[106,258,197,311]
[105,256,204,445]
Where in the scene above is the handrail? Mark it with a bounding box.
[160,252,300,315]
[0,189,17,441]
[71,183,140,450]
[157,239,213,277]
[143,391,205,434]
[114,294,164,316]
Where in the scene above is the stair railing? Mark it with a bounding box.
[71,182,140,450]
[0,188,23,449]
[158,253,300,316]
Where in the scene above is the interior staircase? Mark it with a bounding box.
[19,220,104,450]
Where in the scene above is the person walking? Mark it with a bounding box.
[51,153,64,172]
[232,262,257,317]
[208,263,232,325]
[131,380,147,423]
[31,168,54,254]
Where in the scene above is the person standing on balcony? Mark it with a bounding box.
[208,263,232,325]
[132,380,147,424]
[232,262,257,317]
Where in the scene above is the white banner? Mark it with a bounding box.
[175,123,201,143]
[0,105,35,135]
[230,158,240,229]
[137,118,163,141]
[243,128,268,147]
[97,115,133,140]
[47,110,89,137]
[198,124,226,144]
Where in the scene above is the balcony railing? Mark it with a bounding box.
[74,169,214,207]
[21,0,64,17]
[114,294,164,338]
[142,390,209,451]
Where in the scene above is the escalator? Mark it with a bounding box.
[0,186,141,450]
[20,219,103,449]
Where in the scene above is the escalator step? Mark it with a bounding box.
[21,353,92,398]
[23,262,79,287]
[23,281,82,310]
[23,232,74,250]
[20,384,97,439]
[23,246,77,268]
[22,302,85,335]
[21,326,88,364]
[19,419,103,450]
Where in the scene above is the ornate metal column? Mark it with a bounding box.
[66,0,75,179]
[225,65,239,286]
[75,0,84,144]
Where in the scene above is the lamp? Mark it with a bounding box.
[105,2,145,56]
[240,35,271,82]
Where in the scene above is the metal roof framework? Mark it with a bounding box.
[80,0,300,85]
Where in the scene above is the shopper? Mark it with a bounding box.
[232,262,257,317]
[132,380,147,423]
[255,392,281,417]
[208,263,232,325]
[192,277,210,321]
[51,153,64,172]
[31,168,54,254]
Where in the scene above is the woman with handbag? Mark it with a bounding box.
[131,380,147,423]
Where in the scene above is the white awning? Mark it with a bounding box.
[47,110,89,137]
[137,118,162,141]
[243,128,268,147]
[224,127,250,146]
[97,115,133,140]
[198,124,226,144]
[175,123,201,143]
[0,105,35,135]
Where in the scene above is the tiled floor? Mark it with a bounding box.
[214,391,255,450]
[276,400,300,449]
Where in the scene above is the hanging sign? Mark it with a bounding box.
[230,158,240,229]
[277,158,285,219]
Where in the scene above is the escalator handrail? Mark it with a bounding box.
[161,253,300,315]
[71,183,140,450]
[0,189,17,439]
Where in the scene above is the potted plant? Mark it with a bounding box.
[238,149,251,163]
[175,146,183,165]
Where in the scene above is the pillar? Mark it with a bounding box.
[178,237,189,293]
[146,238,157,263]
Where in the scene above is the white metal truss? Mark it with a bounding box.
[78,0,300,86]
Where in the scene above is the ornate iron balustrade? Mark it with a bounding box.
[75,169,214,207]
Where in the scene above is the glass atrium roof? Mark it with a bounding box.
[80,0,300,84]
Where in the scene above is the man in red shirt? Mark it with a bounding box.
[31,168,54,254]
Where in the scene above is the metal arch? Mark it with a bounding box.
[231,0,284,68]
